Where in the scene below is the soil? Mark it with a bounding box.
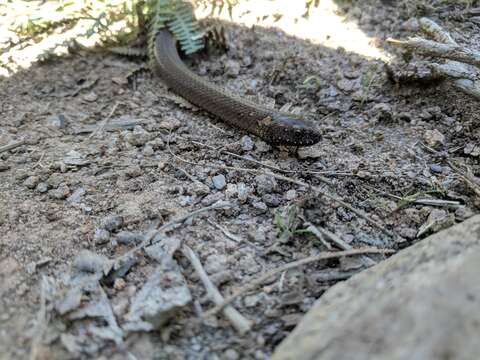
[0,0,479,359]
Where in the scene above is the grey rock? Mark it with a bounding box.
[124,259,191,331]
[297,145,323,159]
[63,150,90,166]
[24,175,40,189]
[93,228,110,245]
[101,215,124,232]
[423,129,445,149]
[116,231,144,245]
[241,135,254,151]
[284,189,297,201]
[225,60,241,77]
[262,193,280,207]
[212,174,227,190]
[272,215,480,360]
[255,174,278,195]
[251,201,268,214]
[204,254,228,274]
[125,126,152,146]
[36,182,49,193]
[49,184,70,200]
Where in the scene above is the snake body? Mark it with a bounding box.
[154,30,321,146]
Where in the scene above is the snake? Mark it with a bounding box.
[153,30,321,146]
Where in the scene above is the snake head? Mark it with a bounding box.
[259,113,322,146]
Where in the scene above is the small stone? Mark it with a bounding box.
[63,150,90,166]
[124,165,142,179]
[101,215,124,232]
[225,60,241,77]
[297,145,323,159]
[241,135,254,151]
[464,142,480,157]
[237,182,250,203]
[94,228,110,245]
[36,182,49,193]
[262,194,280,207]
[49,184,70,200]
[0,161,10,172]
[423,129,445,149]
[455,207,474,221]
[125,126,152,146]
[143,145,154,156]
[372,103,393,123]
[113,278,126,290]
[336,78,359,93]
[83,92,98,102]
[24,176,40,189]
[158,117,181,131]
[284,189,297,200]
[212,174,227,190]
[116,231,144,245]
[252,201,268,213]
[204,254,228,274]
[430,164,443,174]
[255,174,278,195]
[224,349,240,360]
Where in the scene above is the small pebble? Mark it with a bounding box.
[423,129,445,149]
[284,189,297,200]
[101,215,124,231]
[94,228,110,245]
[49,184,70,200]
[223,349,240,360]
[116,231,144,245]
[430,164,443,174]
[240,135,254,151]
[212,174,227,190]
[224,60,240,77]
[262,194,280,207]
[113,278,126,290]
[252,201,267,214]
[255,174,278,195]
[36,182,49,193]
[24,176,40,189]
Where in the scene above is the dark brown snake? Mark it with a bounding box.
[154,30,321,146]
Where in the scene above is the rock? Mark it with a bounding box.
[63,150,90,166]
[36,182,49,193]
[272,215,480,360]
[284,190,297,201]
[255,174,278,195]
[262,194,280,207]
[24,175,40,189]
[49,184,70,200]
[116,231,144,245]
[371,103,393,123]
[423,129,445,149]
[225,60,241,77]
[241,136,254,151]
[204,254,228,274]
[464,142,480,157]
[124,260,191,331]
[125,126,152,146]
[100,215,124,232]
[430,164,443,174]
[212,174,227,190]
[297,145,323,159]
[93,228,110,245]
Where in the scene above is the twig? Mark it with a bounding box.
[30,277,49,360]
[0,138,26,153]
[183,245,252,334]
[207,220,242,242]
[115,202,232,263]
[88,102,120,139]
[304,221,375,267]
[386,37,480,67]
[202,247,394,317]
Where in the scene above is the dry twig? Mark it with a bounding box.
[182,245,252,334]
[202,247,394,317]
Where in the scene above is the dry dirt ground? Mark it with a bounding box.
[1,0,479,359]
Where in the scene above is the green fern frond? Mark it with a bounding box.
[147,0,205,69]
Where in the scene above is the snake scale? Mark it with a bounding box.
[153,30,321,146]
